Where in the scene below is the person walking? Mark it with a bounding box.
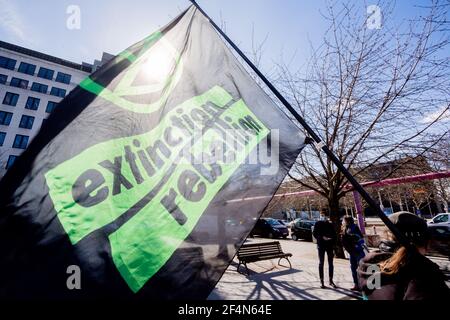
[358,212,450,300]
[313,209,337,289]
[341,216,366,291]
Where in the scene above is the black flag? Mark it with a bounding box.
[0,6,305,299]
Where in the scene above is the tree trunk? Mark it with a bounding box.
[328,196,345,258]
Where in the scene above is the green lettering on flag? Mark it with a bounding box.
[45,86,269,292]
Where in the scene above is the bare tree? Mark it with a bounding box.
[407,182,435,214]
[273,0,449,254]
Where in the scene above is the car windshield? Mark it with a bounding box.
[435,215,448,223]
[266,219,283,226]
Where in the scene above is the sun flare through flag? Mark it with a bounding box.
[0,5,305,299]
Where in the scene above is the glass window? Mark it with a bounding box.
[266,218,282,226]
[50,87,66,98]
[55,72,71,84]
[18,62,36,75]
[0,111,13,125]
[30,82,48,94]
[37,67,54,80]
[2,92,19,106]
[6,155,18,169]
[46,101,58,113]
[434,214,449,223]
[0,74,7,84]
[25,97,40,110]
[19,115,35,129]
[13,134,29,149]
[0,56,16,70]
[10,77,29,89]
[0,132,5,146]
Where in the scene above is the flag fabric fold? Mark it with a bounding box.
[0,5,305,299]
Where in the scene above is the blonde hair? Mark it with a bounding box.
[380,246,409,275]
[379,232,427,275]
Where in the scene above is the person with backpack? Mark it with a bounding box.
[341,216,366,291]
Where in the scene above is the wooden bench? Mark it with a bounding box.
[236,241,292,275]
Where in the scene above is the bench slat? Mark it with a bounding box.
[239,248,281,253]
[237,241,291,261]
[240,254,291,261]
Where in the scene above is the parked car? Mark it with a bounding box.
[428,213,450,227]
[277,219,290,227]
[427,224,450,257]
[291,219,316,242]
[250,218,289,239]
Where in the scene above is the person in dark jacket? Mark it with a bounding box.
[358,212,450,300]
[313,209,337,288]
[341,216,366,291]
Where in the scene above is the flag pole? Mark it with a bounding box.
[188,0,412,247]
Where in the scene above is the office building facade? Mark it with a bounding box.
[0,41,110,177]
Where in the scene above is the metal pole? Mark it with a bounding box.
[188,0,410,247]
[377,189,385,212]
[307,197,312,219]
[353,190,366,235]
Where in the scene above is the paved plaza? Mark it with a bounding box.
[209,238,362,300]
[209,237,450,300]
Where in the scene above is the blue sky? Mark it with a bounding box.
[0,0,434,72]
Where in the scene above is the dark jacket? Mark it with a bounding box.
[342,224,364,256]
[313,220,336,247]
[358,250,450,300]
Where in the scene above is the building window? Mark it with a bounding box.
[13,134,29,149]
[55,72,72,84]
[37,67,54,80]
[50,87,66,98]
[0,132,5,146]
[46,101,58,113]
[31,82,48,94]
[0,56,16,70]
[25,97,40,110]
[0,111,13,125]
[6,155,18,169]
[10,77,29,89]
[19,115,35,129]
[0,74,7,85]
[18,62,36,75]
[2,92,19,106]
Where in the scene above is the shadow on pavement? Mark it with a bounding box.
[224,260,363,300]
[331,287,363,300]
[245,269,319,300]
[224,263,319,300]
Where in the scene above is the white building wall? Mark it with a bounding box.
[0,45,92,177]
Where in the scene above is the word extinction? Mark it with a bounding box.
[45,86,269,292]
